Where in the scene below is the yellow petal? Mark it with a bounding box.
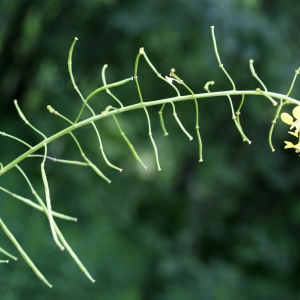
[284,141,295,149]
[293,106,300,120]
[288,131,299,137]
[281,113,293,125]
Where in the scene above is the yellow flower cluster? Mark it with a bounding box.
[281,106,300,152]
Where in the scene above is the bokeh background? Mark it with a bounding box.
[1,0,300,299]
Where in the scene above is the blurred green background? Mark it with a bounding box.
[1,0,300,299]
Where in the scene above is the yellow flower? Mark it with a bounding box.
[280,106,300,153]
[284,141,300,153]
[281,106,300,136]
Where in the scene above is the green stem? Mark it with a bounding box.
[101,65,147,169]
[14,100,47,139]
[66,42,124,172]
[249,59,268,91]
[0,218,52,288]
[134,48,161,170]
[85,78,133,103]
[256,88,277,106]
[204,81,215,93]
[0,186,77,221]
[0,131,32,148]
[14,166,94,283]
[41,163,65,250]
[0,246,18,260]
[158,106,169,136]
[286,67,300,97]
[1,90,299,176]
[269,99,283,152]
[53,221,95,283]
[68,132,111,183]
[236,94,245,126]
[101,64,124,107]
[48,105,119,176]
[211,26,236,90]
[170,69,203,161]
[227,95,251,144]
[141,48,181,135]
[14,101,61,248]
[28,154,89,166]
[112,115,147,169]
[170,102,193,141]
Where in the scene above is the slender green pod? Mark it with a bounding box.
[211,26,236,90]
[0,187,77,221]
[134,48,161,170]
[0,219,52,288]
[0,246,18,261]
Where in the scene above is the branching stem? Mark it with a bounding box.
[1,90,298,176]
